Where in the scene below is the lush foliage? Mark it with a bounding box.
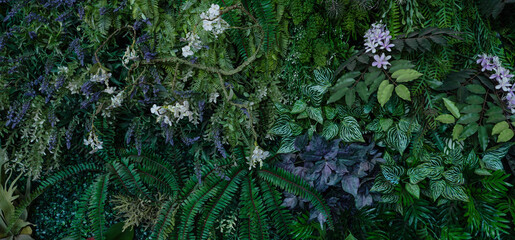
[1,0,515,239]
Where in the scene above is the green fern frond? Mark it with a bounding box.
[88,174,110,240]
[257,166,334,230]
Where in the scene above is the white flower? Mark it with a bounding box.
[110,92,123,108]
[104,86,116,94]
[182,45,194,57]
[496,77,513,92]
[209,92,219,103]
[58,66,69,74]
[67,82,79,94]
[122,46,138,66]
[200,4,229,36]
[247,146,269,170]
[151,104,162,115]
[186,32,202,51]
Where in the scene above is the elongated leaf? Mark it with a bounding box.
[443,98,460,118]
[395,84,411,101]
[378,80,394,107]
[436,114,455,124]
[392,69,422,82]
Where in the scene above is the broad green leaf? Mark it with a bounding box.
[378,80,394,107]
[306,107,324,124]
[442,184,469,202]
[395,84,411,101]
[327,87,349,104]
[345,233,357,240]
[497,129,514,143]
[364,70,381,85]
[486,106,503,116]
[380,118,394,131]
[355,81,369,101]
[486,113,506,123]
[452,124,464,140]
[345,88,356,107]
[321,121,339,140]
[457,113,479,124]
[386,127,409,154]
[465,84,486,94]
[442,166,464,185]
[389,60,415,73]
[461,105,482,114]
[492,121,509,135]
[339,116,364,142]
[443,98,460,118]
[478,126,488,152]
[430,180,445,201]
[291,99,307,114]
[405,183,420,199]
[370,175,395,193]
[277,137,296,153]
[435,114,455,124]
[381,165,405,185]
[391,69,423,82]
[465,95,483,105]
[459,123,478,139]
[482,143,515,170]
[474,168,491,176]
[324,106,337,120]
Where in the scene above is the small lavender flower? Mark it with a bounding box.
[29,31,37,39]
[48,110,57,128]
[81,81,94,96]
[70,38,84,66]
[182,136,200,146]
[3,3,21,22]
[99,7,107,16]
[372,53,391,69]
[55,75,66,89]
[213,128,227,158]
[125,124,135,145]
[161,123,174,146]
[198,100,205,122]
[78,7,85,20]
[135,134,142,156]
[142,46,156,62]
[65,128,73,149]
[48,132,58,152]
[195,163,202,185]
[136,33,150,44]
[55,12,70,22]
[114,1,127,12]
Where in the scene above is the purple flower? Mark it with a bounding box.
[78,7,85,20]
[213,128,227,158]
[99,7,107,16]
[114,1,127,12]
[29,31,37,39]
[136,33,150,44]
[372,53,391,69]
[490,67,514,82]
[495,77,512,92]
[69,38,84,66]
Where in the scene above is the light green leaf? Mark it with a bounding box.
[405,183,420,199]
[291,100,307,114]
[306,107,324,124]
[391,69,423,82]
[443,98,461,119]
[380,119,394,131]
[452,124,464,140]
[395,84,411,101]
[435,114,455,124]
[497,129,514,143]
[377,80,394,107]
[492,121,509,135]
[474,168,491,176]
[339,116,364,142]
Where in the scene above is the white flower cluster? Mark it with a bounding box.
[209,92,219,103]
[477,54,515,113]
[108,91,124,109]
[90,69,112,83]
[84,131,103,154]
[122,46,139,67]
[200,4,229,37]
[247,145,269,170]
[182,32,203,57]
[364,22,395,69]
[151,100,198,126]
